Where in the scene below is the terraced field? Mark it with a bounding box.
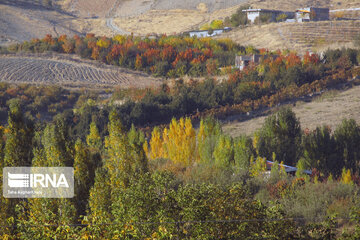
[0,54,162,89]
[217,20,360,54]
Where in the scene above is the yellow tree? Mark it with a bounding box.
[162,118,196,166]
[149,127,163,159]
[97,37,111,48]
[113,35,126,44]
[341,168,353,184]
[196,120,206,162]
[162,127,169,159]
[183,117,196,166]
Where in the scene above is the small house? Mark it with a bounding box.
[188,27,231,38]
[242,8,294,24]
[296,7,329,22]
[235,54,278,70]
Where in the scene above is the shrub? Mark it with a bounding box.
[230,5,250,27]
[276,14,288,22]
[210,20,224,29]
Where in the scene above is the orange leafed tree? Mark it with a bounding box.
[62,40,74,54]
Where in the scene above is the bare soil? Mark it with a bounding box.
[0,53,163,89]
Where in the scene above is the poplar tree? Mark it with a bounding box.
[74,139,91,217]
[149,127,163,159]
[86,121,102,151]
[233,135,255,170]
[162,117,196,166]
[18,126,77,239]
[213,135,234,168]
[127,124,148,176]
[197,117,222,164]
[3,99,33,167]
[1,101,33,236]
[88,168,112,228]
[104,111,148,189]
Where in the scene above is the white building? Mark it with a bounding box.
[188,27,231,38]
[242,8,294,24]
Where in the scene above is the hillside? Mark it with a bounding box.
[222,83,360,137]
[0,1,78,44]
[0,53,162,89]
[216,20,360,54]
[1,0,359,45]
[248,0,359,11]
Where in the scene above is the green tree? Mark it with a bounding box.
[104,111,148,189]
[3,99,33,167]
[127,124,148,176]
[213,135,234,168]
[17,198,77,239]
[302,125,339,176]
[1,101,33,235]
[256,108,302,166]
[233,135,255,170]
[41,120,73,167]
[334,119,360,174]
[74,139,92,218]
[86,121,102,150]
[197,117,222,164]
[87,167,113,239]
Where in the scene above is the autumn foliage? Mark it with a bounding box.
[6,34,244,77]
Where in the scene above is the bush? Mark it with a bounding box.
[210,20,224,29]
[259,13,273,24]
[230,5,249,27]
[276,14,288,22]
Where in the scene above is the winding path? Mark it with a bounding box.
[105,0,130,35]
[105,17,129,35]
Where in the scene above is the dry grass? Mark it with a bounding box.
[2,0,360,44]
[222,85,360,137]
[112,5,242,35]
[248,0,359,12]
[0,53,163,89]
[216,20,360,54]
